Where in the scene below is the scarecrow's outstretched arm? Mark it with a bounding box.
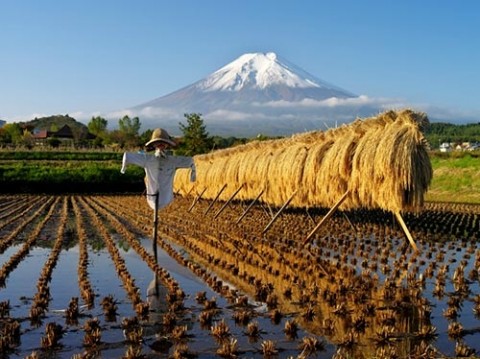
[171,155,196,182]
[120,152,146,174]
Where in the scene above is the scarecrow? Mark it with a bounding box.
[121,128,196,301]
[121,128,196,262]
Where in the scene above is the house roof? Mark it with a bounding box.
[32,125,75,139]
[33,129,50,139]
[55,125,74,138]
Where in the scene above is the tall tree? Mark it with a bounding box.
[118,115,141,137]
[88,116,109,147]
[88,116,108,136]
[118,115,142,148]
[178,113,213,155]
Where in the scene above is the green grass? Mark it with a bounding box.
[0,158,145,193]
[426,152,480,204]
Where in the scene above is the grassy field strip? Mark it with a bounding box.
[427,156,480,204]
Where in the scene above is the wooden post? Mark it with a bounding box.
[262,190,297,234]
[304,190,350,245]
[236,188,265,224]
[204,184,227,215]
[214,184,244,219]
[394,211,419,252]
[188,187,207,212]
[152,192,159,264]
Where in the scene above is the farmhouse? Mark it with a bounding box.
[33,125,76,146]
[33,126,72,146]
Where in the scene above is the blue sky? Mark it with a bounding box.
[1,0,479,125]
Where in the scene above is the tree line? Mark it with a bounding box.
[425,122,480,146]
[87,113,255,156]
[0,113,256,156]
[4,112,475,153]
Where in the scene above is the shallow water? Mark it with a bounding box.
[1,235,322,358]
[2,194,480,358]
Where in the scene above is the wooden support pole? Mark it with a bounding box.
[204,184,227,215]
[305,208,316,225]
[394,211,419,252]
[214,184,244,219]
[265,202,274,218]
[235,187,265,224]
[262,190,297,234]
[188,187,207,212]
[185,185,194,197]
[342,212,357,234]
[304,190,350,245]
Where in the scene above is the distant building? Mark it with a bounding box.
[32,124,75,146]
[467,142,480,151]
[439,142,452,152]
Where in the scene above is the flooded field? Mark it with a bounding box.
[1,194,480,358]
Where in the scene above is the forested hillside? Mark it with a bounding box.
[425,122,480,145]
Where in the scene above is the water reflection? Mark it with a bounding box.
[146,274,168,317]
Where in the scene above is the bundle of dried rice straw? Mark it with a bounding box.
[174,109,432,213]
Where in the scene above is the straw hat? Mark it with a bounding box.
[145,128,177,149]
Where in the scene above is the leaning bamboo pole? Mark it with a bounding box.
[174,109,432,214]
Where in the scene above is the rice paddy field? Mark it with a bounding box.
[1,193,480,358]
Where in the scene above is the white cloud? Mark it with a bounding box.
[138,106,179,119]
[206,109,270,121]
[409,104,480,123]
[104,109,136,120]
[255,95,404,109]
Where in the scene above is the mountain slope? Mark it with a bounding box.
[128,52,380,137]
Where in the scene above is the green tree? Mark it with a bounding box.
[1,123,23,144]
[117,115,141,148]
[21,129,34,148]
[178,113,213,155]
[88,116,108,136]
[88,116,109,147]
[118,115,141,137]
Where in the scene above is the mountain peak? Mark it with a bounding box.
[197,52,331,92]
[130,51,374,137]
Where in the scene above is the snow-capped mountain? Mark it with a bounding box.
[196,52,351,95]
[126,52,381,137]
